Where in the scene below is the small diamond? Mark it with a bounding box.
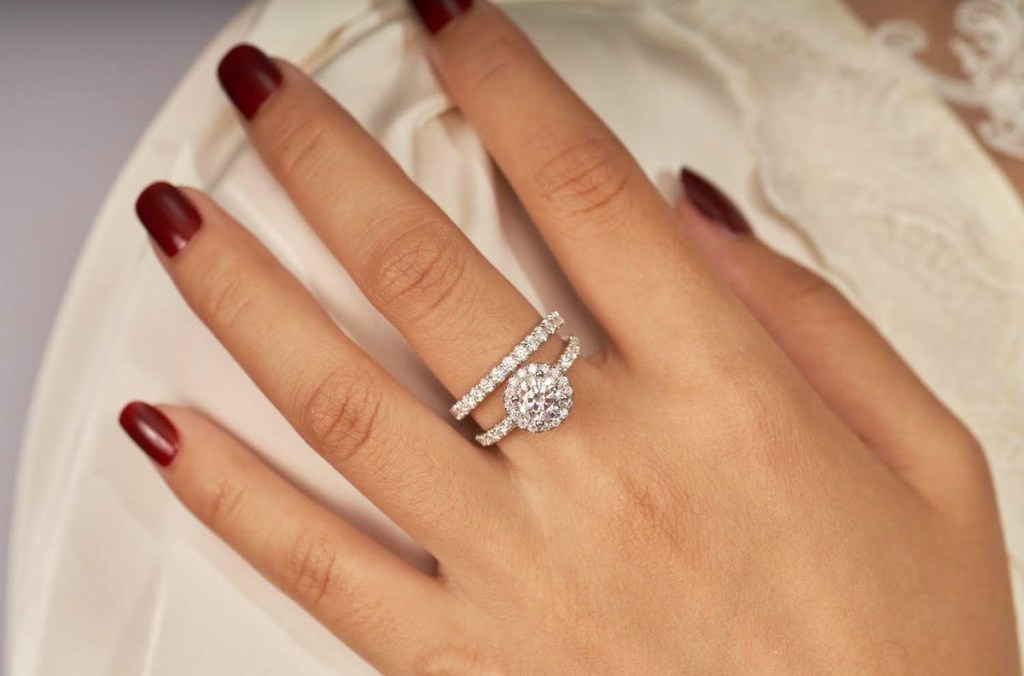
[541,312,563,333]
[451,311,566,423]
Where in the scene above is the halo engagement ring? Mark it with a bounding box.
[449,312,581,447]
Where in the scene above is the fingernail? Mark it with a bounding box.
[119,401,179,467]
[135,182,201,257]
[680,167,752,236]
[409,0,473,34]
[217,44,282,119]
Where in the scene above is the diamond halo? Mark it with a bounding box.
[476,336,580,446]
[504,363,574,434]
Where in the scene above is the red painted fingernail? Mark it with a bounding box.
[409,0,473,34]
[119,401,180,467]
[217,44,282,119]
[135,182,201,257]
[680,167,752,236]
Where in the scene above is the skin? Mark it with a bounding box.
[135,2,1020,673]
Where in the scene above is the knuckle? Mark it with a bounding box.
[198,475,250,531]
[725,370,802,444]
[269,114,335,182]
[284,530,346,613]
[686,356,804,463]
[199,265,260,327]
[448,29,520,95]
[532,135,635,225]
[366,218,469,322]
[298,364,384,466]
[777,265,849,325]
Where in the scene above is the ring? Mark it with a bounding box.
[449,311,564,420]
[476,336,580,447]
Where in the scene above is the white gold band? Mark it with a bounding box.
[476,336,581,447]
[449,311,564,420]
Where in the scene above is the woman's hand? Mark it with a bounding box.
[120,1,1020,673]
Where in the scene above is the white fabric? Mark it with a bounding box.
[7,0,1024,673]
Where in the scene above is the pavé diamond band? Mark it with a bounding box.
[476,336,581,447]
[449,311,564,421]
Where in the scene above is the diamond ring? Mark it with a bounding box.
[476,336,580,447]
[449,312,564,421]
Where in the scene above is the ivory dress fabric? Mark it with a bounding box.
[7,0,1024,673]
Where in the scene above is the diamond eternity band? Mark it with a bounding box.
[449,311,564,421]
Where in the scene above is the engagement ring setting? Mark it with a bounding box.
[451,312,580,446]
[506,363,573,433]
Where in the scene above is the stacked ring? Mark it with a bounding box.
[476,336,580,446]
[449,311,564,420]
[449,311,580,447]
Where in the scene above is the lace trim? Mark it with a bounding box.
[874,0,1024,160]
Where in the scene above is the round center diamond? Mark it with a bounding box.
[504,363,574,433]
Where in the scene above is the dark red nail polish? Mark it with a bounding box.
[217,44,282,119]
[680,167,752,236]
[409,0,473,34]
[119,401,179,467]
[135,182,201,257]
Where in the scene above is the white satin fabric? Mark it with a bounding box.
[7,0,1024,673]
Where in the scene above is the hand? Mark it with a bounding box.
[120,1,1020,673]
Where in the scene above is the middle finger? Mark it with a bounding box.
[218,45,584,430]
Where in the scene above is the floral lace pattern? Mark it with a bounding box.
[874,0,1024,159]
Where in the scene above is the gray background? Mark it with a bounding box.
[0,0,248,655]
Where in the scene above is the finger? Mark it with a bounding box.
[134,182,516,558]
[216,44,579,431]
[678,168,989,501]
[408,1,741,360]
[118,401,458,672]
